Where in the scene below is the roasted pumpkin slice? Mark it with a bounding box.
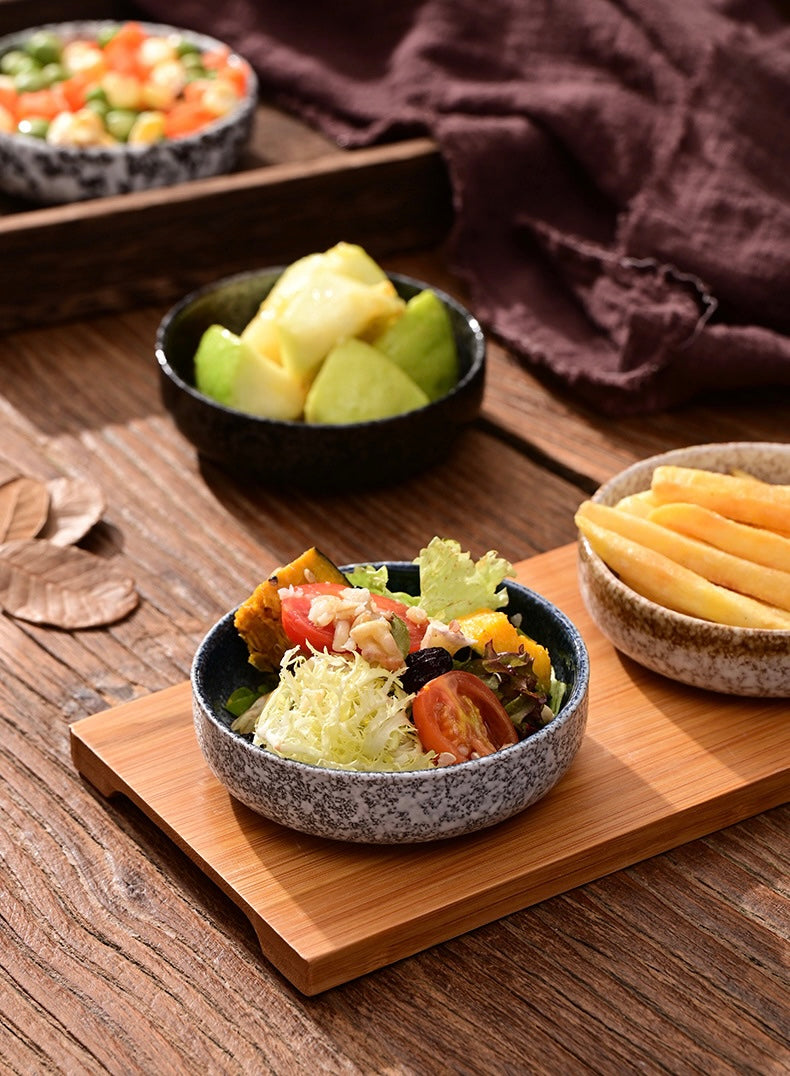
[234,547,347,670]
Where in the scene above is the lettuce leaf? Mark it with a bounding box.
[416,537,514,621]
[344,563,419,605]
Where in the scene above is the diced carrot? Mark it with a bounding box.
[104,43,144,79]
[16,89,60,121]
[109,21,147,51]
[0,83,18,121]
[217,61,248,96]
[163,99,214,138]
[182,78,214,103]
[56,73,91,111]
[103,22,149,79]
[201,47,231,71]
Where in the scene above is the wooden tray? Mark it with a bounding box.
[70,543,790,995]
[0,118,449,331]
[1,0,451,329]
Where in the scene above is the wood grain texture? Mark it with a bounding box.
[1,246,789,1069]
[0,115,450,330]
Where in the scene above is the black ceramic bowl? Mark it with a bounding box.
[156,268,486,491]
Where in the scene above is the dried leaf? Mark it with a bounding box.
[0,477,50,542]
[0,539,138,628]
[0,462,19,488]
[38,476,107,546]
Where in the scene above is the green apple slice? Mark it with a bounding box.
[277,267,405,385]
[324,241,390,284]
[304,338,429,424]
[194,324,305,420]
[373,288,458,401]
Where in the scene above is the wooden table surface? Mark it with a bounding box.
[2,234,789,1071]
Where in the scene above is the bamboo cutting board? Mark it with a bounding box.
[70,543,790,995]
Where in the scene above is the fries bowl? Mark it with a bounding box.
[577,442,790,696]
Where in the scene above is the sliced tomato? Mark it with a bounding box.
[279,581,425,655]
[412,670,518,764]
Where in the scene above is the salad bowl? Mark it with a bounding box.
[578,441,790,696]
[192,563,589,844]
[0,20,257,204]
[156,269,486,491]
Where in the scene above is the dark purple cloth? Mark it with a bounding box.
[139,0,790,414]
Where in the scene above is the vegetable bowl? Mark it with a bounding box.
[0,20,257,204]
[191,543,589,843]
[156,254,486,490]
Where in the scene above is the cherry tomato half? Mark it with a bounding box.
[280,582,426,654]
[412,670,518,764]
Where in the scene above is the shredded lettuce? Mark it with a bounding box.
[416,537,515,621]
[248,647,436,771]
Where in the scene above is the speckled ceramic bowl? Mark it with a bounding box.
[157,269,486,491]
[0,21,257,204]
[191,563,589,843]
[578,442,790,696]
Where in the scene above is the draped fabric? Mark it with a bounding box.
[139,0,790,413]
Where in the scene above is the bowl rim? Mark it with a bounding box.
[582,440,790,640]
[0,19,258,156]
[156,268,487,431]
[191,566,590,782]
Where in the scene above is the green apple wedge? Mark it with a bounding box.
[276,266,405,385]
[373,289,458,401]
[241,243,391,365]
[304,338,429,424]
[194,324,305,420]
[324,241,390,284]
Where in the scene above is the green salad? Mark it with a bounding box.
[228,538,566,772]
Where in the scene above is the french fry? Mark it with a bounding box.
[614,490,659,518]
[649,502,790,574]
[577,500,790,612]
[576,514,790,630]
[650,466,790,533]
[730,468,790,489]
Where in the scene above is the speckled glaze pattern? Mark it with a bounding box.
[0,22,257,205]
[156,271,486,491]
[578,442,790,696]
[191,565,589,844]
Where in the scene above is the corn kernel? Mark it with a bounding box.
[140,79,176,111]
[139,37,176,68]
[62,41,105,79]
[148,59,187,98]
[127,110,165,144]
[201,78,238,117]
[46,108,108,146]
[102,71,143,110]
